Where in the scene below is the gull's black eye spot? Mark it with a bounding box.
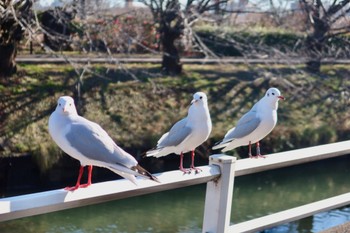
[69,103,72,106]
[200,96,203,99]
[267,93,270,97]
[272,92,275,95]
[59,103,61,106]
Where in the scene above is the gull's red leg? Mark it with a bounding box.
[190,150,202,174]
[65,165,85,191]
[248,141,254,158]
[80,165,93,188]
[179,152,190,174]
[256,142,266,158]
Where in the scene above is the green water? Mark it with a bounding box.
[1,155,350,233]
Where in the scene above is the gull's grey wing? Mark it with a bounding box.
[66,117,136,168]
[158,118,192,148]
[224,109,261,140]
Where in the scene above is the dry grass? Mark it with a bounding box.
[1,62,350,171]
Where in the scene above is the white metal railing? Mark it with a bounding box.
[230,192,350,232]
[1,140,350,232]
[0,165,221,222]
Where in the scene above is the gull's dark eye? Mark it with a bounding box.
[272,92,275,95]
[69,103,72,106]
[59,103,61,106]
[200,96,203,99]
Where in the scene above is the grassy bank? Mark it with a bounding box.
[1,62,350,171]
[194,25,350,58]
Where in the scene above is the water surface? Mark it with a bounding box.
[1,155,350,233]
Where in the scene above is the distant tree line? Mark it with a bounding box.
[0,0,350,78]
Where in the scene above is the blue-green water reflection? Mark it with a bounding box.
[1,155,350,233]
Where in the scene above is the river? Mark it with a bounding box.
[1,155,350,233]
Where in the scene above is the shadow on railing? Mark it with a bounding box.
[2,140,350,232]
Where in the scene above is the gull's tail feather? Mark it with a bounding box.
[212,143,225,150]
[212,138,234,151]
[132,164,160,183]
[145,147,162,157]
[145,147,171,158]
[107,166,138,185]
[106,162,159,185]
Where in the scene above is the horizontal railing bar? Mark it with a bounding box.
[0,165,220,222]
[230,192,350,233]
[2,140,350,224]
[235,140,350,176]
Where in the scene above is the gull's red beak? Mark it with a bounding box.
[278,96,285,100]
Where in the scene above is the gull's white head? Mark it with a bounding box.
[55,96,78,115]
[188,92,211,121]
[265,88,285,102]
[191,92,208,106]
[262,88,285,110]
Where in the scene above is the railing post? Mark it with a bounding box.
[202,154,236,233]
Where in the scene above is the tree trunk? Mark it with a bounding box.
[306,59,321,73]
[305,33,324,73]
[79,0,86,19]
[161,26,182,75]
[305,34,322,73]
[305,9,329,73]
[0,43,17,78]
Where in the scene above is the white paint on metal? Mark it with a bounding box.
[1,140,350,231]
[230,192,350,233]
[202,155,236,233]
[235,140,350,176]
[0,165,220,222]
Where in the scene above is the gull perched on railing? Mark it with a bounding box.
[212,87,285,158]
[48,96,159,191]
[146,92,212,174]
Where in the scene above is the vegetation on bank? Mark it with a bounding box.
[194,25,350,58]
[1,63,350,172]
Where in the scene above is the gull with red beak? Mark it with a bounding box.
[146,92,212,173]
[48,96,159,191]
[213,87,284,158]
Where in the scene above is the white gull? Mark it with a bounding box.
[212,87,284,157]
[48,96,159,191]
[146,92,212,173]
